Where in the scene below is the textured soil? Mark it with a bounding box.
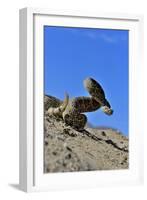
[44,95,129,173]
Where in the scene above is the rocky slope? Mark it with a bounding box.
[44,95,129,173]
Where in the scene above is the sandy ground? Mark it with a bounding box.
[44,95,129,173]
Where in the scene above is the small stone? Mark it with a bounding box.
[101,131,106,136]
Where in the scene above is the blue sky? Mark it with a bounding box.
[44,26,129,136]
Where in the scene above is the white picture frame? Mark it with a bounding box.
[19,7,144,192]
